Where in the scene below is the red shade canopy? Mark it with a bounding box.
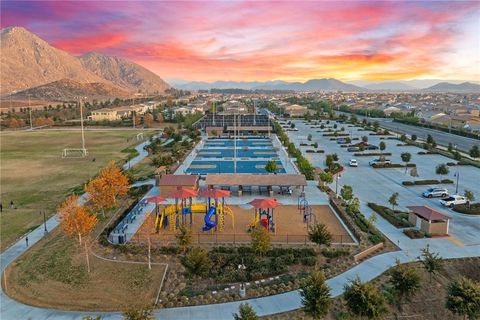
[146,196,166,204]
[169,188,198,199]
[198,188,231,199]
[249,198,279,209]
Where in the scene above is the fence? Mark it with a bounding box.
[128,233,353,246]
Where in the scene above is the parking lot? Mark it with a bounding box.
[288,119,480,246]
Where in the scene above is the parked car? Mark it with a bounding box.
[337,139,347,144]
[440,195,469,208]
[365,145,379,150]
[368,158,391,166]
[347,147,359,152]
[349,159,358,167]
[422,187,449,198]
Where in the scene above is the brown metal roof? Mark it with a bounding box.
[205,174,307,187]
[158,174,199,186]
[407,206,451,221]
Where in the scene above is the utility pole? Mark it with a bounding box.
[132,96,136,129]
[79,97,86,155]
[454,171,460,195]
[28,94,33,129]
[41,210,48,234]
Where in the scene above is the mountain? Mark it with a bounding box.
[349,79,479,89]
[0,26,107,95]
[423,82,480,93]
[363,81,416,91]
[177,78,364,92]
[80,52,170,94]
[7,78,131,101]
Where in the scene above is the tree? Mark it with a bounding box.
[347,197,360,215]
[343,277,387,319]
[265,160,278,174]
[446,277,480,320]
[143,113,154,127]
[308,223,332,247]
[233,303,259,320]
[307,134,312,141]
[340,185,353,203]
[379,141,386,152]
[358,144,365,152]
[175,224,192,253]
[448,143,454,153]
[182,247,212,278]
[362,136,368,143]
[210,129,217,136]
[250,226,271,255]
[464,190,475,209]
[373,121,380,131]
[436,163,450,176]
[410,167,419,182]
[470,145,480,159]
[389,261,421,310]
[401,152,412,173]
[58,194,97,245]
[85,177,112,217]
[98,161,130,205]
[427,134,435,145]
[319,171,333,187]
[411,134,417,141]
[367,212,378,227]
[389,192,399,210]
[419,245,444,282]
[122,305,154,320]
[300,271,331,319]
[400,134,407,142]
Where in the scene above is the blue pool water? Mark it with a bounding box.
[204,139,273,147]
[186,160,285,174]
[197,148,278,158]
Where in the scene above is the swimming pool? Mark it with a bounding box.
[197,148,278,158]
[204,139,273,148]
[186,160,285,174]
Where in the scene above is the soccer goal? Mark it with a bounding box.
[136,132,144,141]
[62,148,88,158]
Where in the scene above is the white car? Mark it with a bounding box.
[440,195,469,208]
[349,159,358,167]
[368,158,391,166]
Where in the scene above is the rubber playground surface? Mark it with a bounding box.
[133,205,354,244]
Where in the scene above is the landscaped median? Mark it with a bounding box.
[367,203,413,228]
[452,203,480,215]
[371,163,416,169]
[353,152,392,157]
[402,179,454,186]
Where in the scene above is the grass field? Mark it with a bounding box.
[0,129,154,251]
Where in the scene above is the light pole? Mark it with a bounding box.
[238,258,246,297]
[335,173,341,197]
[41,210,48,234]
[454,171,460,195]
[28,94,33,130]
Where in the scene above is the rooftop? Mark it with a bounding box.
[407,206,451,221]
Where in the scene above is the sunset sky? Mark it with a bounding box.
[1,0,479,83]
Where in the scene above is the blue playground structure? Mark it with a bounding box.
[298,196,316,228]
[203,206,216,231]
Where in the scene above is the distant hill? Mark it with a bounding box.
[0,26,106,95]
[0,26,170,99]
[80,52,170,94]
[177,78,364,92]
[423,82,480,93]
[363,81,416,91]
[7,78,131,101]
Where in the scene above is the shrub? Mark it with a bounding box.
[301,256,317,266]
[182,247,212,278]
[321,249,350,259]
[403,229,425,239]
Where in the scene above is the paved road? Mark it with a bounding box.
[335,111,479,152]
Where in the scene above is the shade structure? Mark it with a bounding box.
[249,198,279,209]
[198,188,231,199]
[146,196,166,204]
[169,188,198,199]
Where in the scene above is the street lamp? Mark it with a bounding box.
[335,173,342,197]
[41,210,48,234]
[238,258,247,297]
[454,171,460,195]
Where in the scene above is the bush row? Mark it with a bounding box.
[401,179,453,186]
[372,163,416,169]
[353,152,392,157]
[306,150,324,153]
[367,203,412,228]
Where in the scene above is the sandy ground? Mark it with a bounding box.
[133,205,353,244]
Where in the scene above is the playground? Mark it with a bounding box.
[131,189,354,245]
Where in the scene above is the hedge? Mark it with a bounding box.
[452,203,480,215]
[372,163,416,169]
[353,152,392,157]
[403,229,430,239]
[402,179,453,186]
[306,150,324,153]
[367,203,413,228]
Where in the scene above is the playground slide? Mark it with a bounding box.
[202,207,216,231]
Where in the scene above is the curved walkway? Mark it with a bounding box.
[1,136,480,320]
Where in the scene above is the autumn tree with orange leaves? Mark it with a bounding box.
[85,161,130,216]
[58,194,97,245]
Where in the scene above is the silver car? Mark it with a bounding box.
[422,187,449,198]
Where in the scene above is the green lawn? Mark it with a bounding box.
[0,129,153,251]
